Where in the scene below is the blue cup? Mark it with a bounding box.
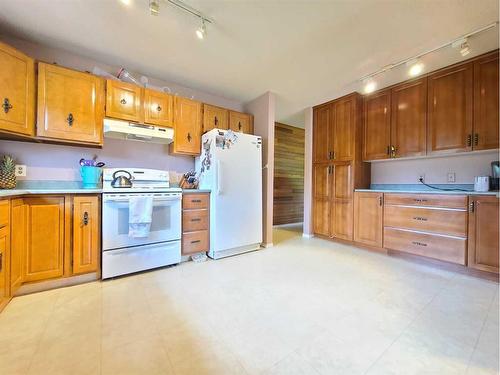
[80,166,102,189]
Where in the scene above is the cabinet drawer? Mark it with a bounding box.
[384,227,466,265]
[183,194,209,210]
[0,200,9,228]
[384,205,467,237]
[182,230,209,255]
[384,194,467,209]
[183,209,209,232]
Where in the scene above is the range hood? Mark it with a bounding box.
[103,118,174,144]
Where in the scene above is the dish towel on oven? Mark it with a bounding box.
[128,196,154,238]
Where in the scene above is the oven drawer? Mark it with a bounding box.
[102,240,181,279]
[384,227,466,265]
[182,230,209,255]
[384,205,467,237]
[384,194,467,209]
[183,209,209,232]
[183,194,209,210]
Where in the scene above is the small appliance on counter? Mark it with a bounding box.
[490,161,500,191]
[474,176,490,192]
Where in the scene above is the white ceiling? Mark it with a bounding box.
[0,0,498,127]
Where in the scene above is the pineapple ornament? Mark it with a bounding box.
[0,155,16,189]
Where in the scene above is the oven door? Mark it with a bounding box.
[102,192,181,250]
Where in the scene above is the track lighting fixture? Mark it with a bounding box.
[196,18,206,40]
[149,0,160,15]
[407,59,424,77]
[363,79,376,94]
[460,40,471,56]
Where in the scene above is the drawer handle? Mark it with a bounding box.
[191,240,201,244]
[214,116,218,126]
[190,218,201,222]
[191,199,201,203]
[412,217,427,221]
[412,241,427,247]
[414,199,428,203]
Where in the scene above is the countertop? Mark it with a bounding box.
[0,181,102,197]
[355,184,499,197]
[182,189,211,193]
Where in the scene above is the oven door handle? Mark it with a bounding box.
[103,196,181,203]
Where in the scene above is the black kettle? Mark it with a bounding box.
[111,170,133,188]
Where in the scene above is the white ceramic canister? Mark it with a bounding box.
[474,176,490,192]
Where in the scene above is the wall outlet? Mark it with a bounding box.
[15,165,27,177]
[418,174,425,183]
[447,172,456,183]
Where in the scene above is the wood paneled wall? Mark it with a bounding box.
[273,123,305,225]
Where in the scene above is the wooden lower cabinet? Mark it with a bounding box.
[182,192,210,255]
[354,192,383,248]
[330,199,353,240]
[10,199,26,294]
[0,225,10,310]
[72,196,100,275]
[468,196,499,273]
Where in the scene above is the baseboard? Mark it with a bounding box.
[274,222,303,228]
[261,242,274,248]
[15,273,99,296]
[302,233,314,238]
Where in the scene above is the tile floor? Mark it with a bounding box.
[0,225,498,375]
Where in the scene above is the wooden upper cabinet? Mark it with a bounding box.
[473,51,499,151]
[333,96,355,161]
[313,104,332,163]
[229,111,253,134]
[363,89,391,160]
[354,192,383,248]
[143,88,173,127]
[468,196,499,274]
[37,63,104,145]
[0,41,35,136]
[427,62,473,155]
[106,79,143,122]
[203,104,229,133]
[23,196,65,282]
[391,78,427,158]
[72,196,99,275]
[171,96,202,155]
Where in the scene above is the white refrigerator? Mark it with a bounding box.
[195,129,263,259]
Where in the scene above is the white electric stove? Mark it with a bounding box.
[101,168,182,279]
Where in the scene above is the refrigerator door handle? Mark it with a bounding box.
[217,160,223,195]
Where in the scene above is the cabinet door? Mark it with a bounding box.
[23,197,65,282]
[203,104,229,132]
[331,163,353,240]
[313,104,332,163]
[0,41,35,136]
[144,88,173,127]
[354,192,383,247]
[37,63,104,144]
[313,164,332,236]
[73,196,99,275]
[427,63,473,154]
[0,226,9,304]
[172,97,202,155]
[391,78,427,158]
[333,96,355,161]
[229,111,253,134]
[106,79,143,122]
[468,196,499,273]
[363,90,391,160]
[10,199,26,294]
[473,52,499,151]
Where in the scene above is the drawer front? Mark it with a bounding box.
[182,230,209,255]
[183,209,209,232]
[384,227,466,265]
[183,194,209,210]
[0,200,9,228]
[384,205,467,237]
[384,194,467,209]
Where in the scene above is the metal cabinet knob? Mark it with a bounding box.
[157,105,162,112]
[2,98,13,113]
[67,113,74,126]
[120,98,127,105]
[187,132,192,142]
[83,212,89,226]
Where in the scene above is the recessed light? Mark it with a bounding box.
[407,61,424,77]
[363,80,376,94]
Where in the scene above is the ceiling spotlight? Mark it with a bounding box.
[460,41,470,56]
[149,0,160,15]
[407,59,424,77]
[120,0,131,5]
[196,18,207,40]
[363,79,377,94]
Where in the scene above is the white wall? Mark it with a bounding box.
[245,92,276,246]
[303,107,313,236]
[371,150,499,184]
